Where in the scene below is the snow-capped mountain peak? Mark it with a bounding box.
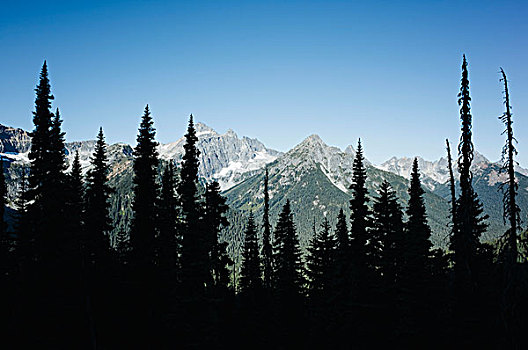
[158,122,281,190]
[195,122,218,137]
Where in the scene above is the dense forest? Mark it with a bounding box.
[1,56,527,349]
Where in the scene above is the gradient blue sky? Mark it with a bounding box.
[1,0,527,165]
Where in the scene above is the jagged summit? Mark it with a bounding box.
[194,122,218,136]
[344,145,356,155]
[157,121,281,189]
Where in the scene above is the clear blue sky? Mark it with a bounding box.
[1,0,527,165]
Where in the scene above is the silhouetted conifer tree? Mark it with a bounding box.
[241,212,261,293]
[178,115,206,293]
[497,68,523,346]
[404,159,432,284]
[372,180,404,287]
[157,162,178,272]
[26,63,68,265]
[130,106,159,268]
[349,139,373,295]
[451,55,489,305]
[85,128,112,267]
[68,151,84,223]
[498,68,521,264]
[333,208,350,302]
[261,168,273,290]
[273,200,304,299]
[203,180,231,291]
[306,218,335,301]
[61,150,84,271]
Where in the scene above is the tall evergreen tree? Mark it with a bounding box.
[349,139,373,294]
[203,180,231,290]
[371,180,404,287]
[498,68,521,264]
[261,168,273,290]
[68,151,84,223]
[63,151,84,267]
[157,161,178,272]
[178,114,206,293]
[240,213,261,293]
[497,68,523,345]
[335,208,349,252]
[306,218,336,300]
[404,159,432,285]
[26,62,68,263]
[130,106,159,268]
[273,200,304,299]
[450,55,488,301]
[333,208,350,300]
[85,128,112,267]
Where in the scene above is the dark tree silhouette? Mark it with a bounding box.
[497,68,524,346]
[130,106,159,268]
[372,180,404,288]
[451,55,489,306]
[26,63,69,265]
[261,167,273,290]
[62,150,84,269]
[85,128,112,267]
[68,151,84,225]
[178,115,206,293]
[203,180,231,291]
[404,159,432,284]
[306,218,335,301]
[273,200,304,300]
[498,68,521,264]
[349,139,373,295]
[240,212,261,293]
[333,208,350,302]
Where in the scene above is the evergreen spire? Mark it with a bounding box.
[498,68,521,264]
[372,180,404,287]
[349,139,373,294]
[404,159,432,283]
[451,55,488,300]
[241,212,261,293]
[333,208,350,301]
[130,106,159,268]
[273,200,304,299]
[26,62,68,262]
[203,181,231,291]
[64,150,84,264]
[178,114,205,293]
[306,218,335,301]
[85,128,112,266]
[261,167,273,289]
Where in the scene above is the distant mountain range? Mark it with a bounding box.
[2,122,527,251]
